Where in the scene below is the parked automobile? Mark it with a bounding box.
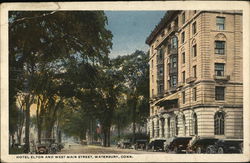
[186,137,218,154]
[36,138,56,154]
[122,142,132,149]
[206,139,243,154]
[147,139,166,152]
[134,139,148,150]
[164,137,192,153]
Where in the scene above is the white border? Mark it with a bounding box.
[1,1,249,162]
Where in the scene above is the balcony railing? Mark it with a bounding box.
[214,75,230,81]
[186,77,197,83]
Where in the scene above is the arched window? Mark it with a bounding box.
[175,116,179,136]
[193,113,198,135]
[214,112,225,135]
[183,115,186,136]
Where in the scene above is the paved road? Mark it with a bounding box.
[59,144,161,154]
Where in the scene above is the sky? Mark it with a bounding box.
[105,11,166,58]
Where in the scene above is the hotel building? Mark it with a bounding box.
[146,10,243,141]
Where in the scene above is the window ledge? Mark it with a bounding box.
[214,75,230,81]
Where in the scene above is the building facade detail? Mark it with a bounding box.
[146,10,243,142]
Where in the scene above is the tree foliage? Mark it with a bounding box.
[9,11,113,151]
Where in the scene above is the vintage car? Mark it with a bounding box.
[186,137,219,154]
[206,139,243,154]
[36,138,56,154]
[134,139,148,150]
[147,139,166,152]
[164,137,192,153]
[117,139,132,149]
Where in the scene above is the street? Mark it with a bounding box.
[59,144,159,154]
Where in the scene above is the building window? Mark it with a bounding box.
[183,115,186,136]
[216,17,225,30]
[182,71,185,83]
[215,86,225,100]
[151,59,154,69]
[172,56,177,68]
[193,113,198,135]
[182,91,185,104]
[175,116,179,136]
[156,120,160,137]
[167,118,170,138]
[161,30,165,37]
[158,84,164,94]
[193,87,197,101]
[192,44,197,57]
[171,37,178,49]
[152,121,154,137]
[192,21,197,35]
[182,52,185,64]
[161,118,165,137]
[193,65,197,78]
[194,10,197,14]
[215,63,225,76]
[152,89,154,96]
[158,48,164,61]
[159,66,163,76]
[172,75,177,87]
[182,12,186,24]
[152,75,154,83]
[215,41,225,55]
[214,112,225,135]
[181,32,185,43]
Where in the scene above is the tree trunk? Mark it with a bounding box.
[103,131,107,147]
[132,105,136,144]
[24,97,30,153]
[117,123,120,139]
[11,134,15,148]
[107,127,110,147]
[18,126,22,144]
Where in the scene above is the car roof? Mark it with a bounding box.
[219,139,243,141]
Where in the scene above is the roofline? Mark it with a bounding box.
[145,10,180,45]
[145,10,242,46]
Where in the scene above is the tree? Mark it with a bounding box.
[9,11,113,152]
[111,50,149,143]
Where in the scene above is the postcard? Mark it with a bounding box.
[1,1,249,162]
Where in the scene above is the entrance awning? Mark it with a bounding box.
[155,92,179,106]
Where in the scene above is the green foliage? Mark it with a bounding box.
[9,11,113,143]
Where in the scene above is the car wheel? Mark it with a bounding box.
[196,147,202,154]
[206,145,216,154]
[218,147,224,154]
